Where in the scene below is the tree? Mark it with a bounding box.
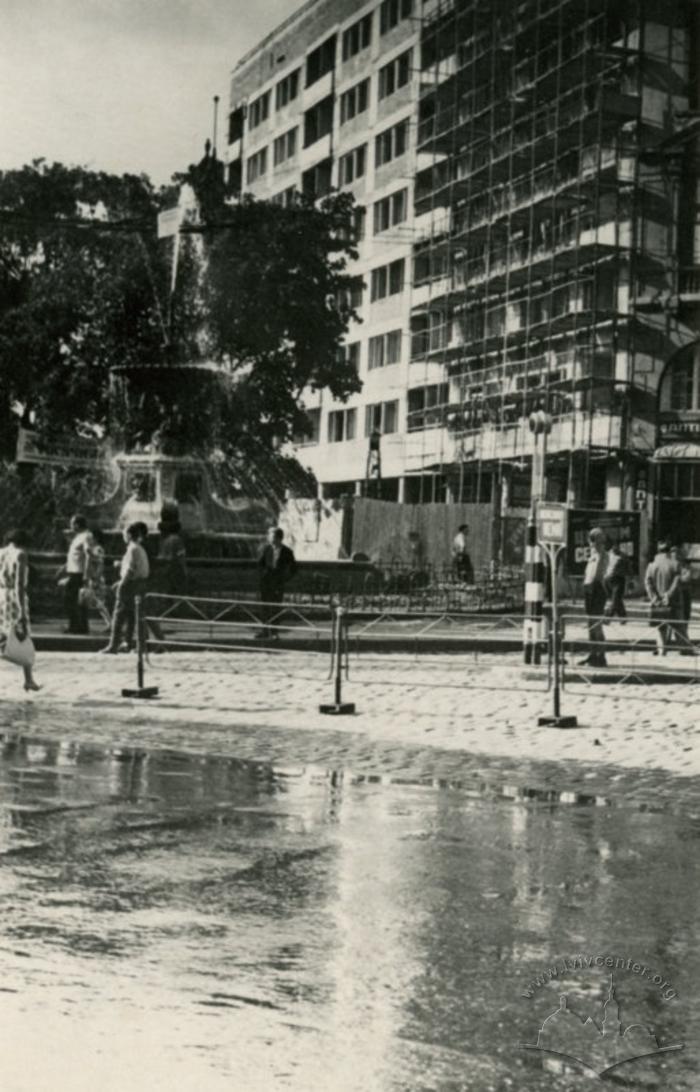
[0,156,363,460]
[0,160,166,456]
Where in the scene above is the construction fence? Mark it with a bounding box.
[119,594,700,714]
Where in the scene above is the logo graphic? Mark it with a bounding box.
[523,974,683,1076]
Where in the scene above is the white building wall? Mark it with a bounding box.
[228,0,419,497]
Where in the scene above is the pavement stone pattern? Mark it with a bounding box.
[2,650,697,786]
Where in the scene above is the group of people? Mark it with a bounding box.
[582,526,693,666]
[59,514,187,654]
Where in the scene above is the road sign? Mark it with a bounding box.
[537,503,568,546]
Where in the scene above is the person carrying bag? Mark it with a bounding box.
[0,529,40,691]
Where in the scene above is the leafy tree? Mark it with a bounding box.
[0,160,166,456]
[0,157,363,461]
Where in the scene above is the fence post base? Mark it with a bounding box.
[122,686,160,699]
[319,701,356,715]
[537,713,578,728]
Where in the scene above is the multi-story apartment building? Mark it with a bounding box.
[228,0,700,551]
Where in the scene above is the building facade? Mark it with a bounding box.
[227,0,700,551]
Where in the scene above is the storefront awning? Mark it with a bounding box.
[653,443,700,462]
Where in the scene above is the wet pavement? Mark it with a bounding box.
[0,713,698,1092]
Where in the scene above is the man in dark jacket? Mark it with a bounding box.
[257,527,297,639]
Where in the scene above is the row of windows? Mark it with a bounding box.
[299,384,447,446]
[369,328,402,369]
[342,1,414,61]
[326,400,400,443]
[273,127,297,166]
[340,78,369,124]
[338,51,411,127]
[232,0,414,142]
[339,144,366,185]
[246,147,267,183]
[371,258,405,301]
[335,330,403,372]
[373,188,407,233]
[258,178,406,252]
[342,13,372,60]
[336,120,410,186]
[378,49,412,100]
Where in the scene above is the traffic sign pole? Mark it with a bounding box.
[534,507,578,729]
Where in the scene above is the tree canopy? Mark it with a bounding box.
[0,157,363,460]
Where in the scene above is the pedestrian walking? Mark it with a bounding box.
[158,517,187,597]
[670,546,693,652]
[81,529,111,629]
[452,524,474,584]
[0,529,40,691]
[580,526,608,667]
[59,514,94,634]
[256,527,297,639]
[101,522,150,654]
[603,541,627,622]
[644,539,681,656]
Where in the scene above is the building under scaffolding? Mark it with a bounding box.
[226,0,700,551]
[409,0,700,539]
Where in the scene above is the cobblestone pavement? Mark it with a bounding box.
[2,650,698,803]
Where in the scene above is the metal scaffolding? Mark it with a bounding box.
[410,0,689,509]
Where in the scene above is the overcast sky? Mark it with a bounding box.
[0,0,301,185]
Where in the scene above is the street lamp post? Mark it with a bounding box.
[523,411,552,664]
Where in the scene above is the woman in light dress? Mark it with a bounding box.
[0,529,40,691]
[83,529,111,629]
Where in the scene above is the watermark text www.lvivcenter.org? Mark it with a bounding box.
[522,954,677,1002]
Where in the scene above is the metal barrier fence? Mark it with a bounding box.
[343,609,550,697]
[120,594,699,716]
[122,595,549,707]
[560,611,700,703]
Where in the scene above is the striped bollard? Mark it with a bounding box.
[523,516,546,664]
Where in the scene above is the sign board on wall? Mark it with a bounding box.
[566,509,641,576]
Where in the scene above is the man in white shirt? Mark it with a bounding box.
[63,514,94,634]
[452,524,474,584]
[101,522,150,653]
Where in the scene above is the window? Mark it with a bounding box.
[670,357,695,411]
[328,407,357,442]
[380,0,413,35]
[337,276,364,311]
[304,95,334,147]
[248,91,270,130]
[302,158,333,198]
[294,408,321,445]
[339,144,366,185]
[378,49,412,100]
[227,159,242,194]
[273,127,297,166]
[338,341,360,372]
[407,384,449,430]
[340,78,370,124]
[369,329,402,369]
[410,311,448,357]
[228,107,244,144]
[371,259,405,301]
[306,35,336,87]
[270,186,296,207]
[275,69,299,110]
[342,14,372,60]
[364,400,399,436]
[373,188,408,233]
[375,119,409,167]
[246,147,267,183]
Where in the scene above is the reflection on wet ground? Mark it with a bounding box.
[0,727,697,1092]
